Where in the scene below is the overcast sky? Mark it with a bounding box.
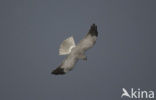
[0,0,156,100]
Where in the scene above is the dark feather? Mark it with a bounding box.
[51,67,65,75]
[88,24,98,37]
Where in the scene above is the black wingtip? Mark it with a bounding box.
[51,67,65,75]
[88,24,98,37]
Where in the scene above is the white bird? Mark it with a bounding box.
[52,24,98,75]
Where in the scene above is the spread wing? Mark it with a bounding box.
[51,54,78,75]
[77,24,98,52]
[52,24,98,75]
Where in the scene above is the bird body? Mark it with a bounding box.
[52,24,98,75]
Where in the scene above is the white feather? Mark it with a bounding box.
[59,36,76,55]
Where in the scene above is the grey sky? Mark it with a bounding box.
[0,0,156,100]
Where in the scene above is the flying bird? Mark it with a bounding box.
[52,24,98,75]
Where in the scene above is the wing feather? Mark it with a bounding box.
[52,54,78,74]
[77,35,96,52]
[77,24,98,51]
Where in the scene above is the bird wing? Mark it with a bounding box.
[52,53,78,75]
[77,24,98,52]
[59,36,76,55]
[77,34,96,52]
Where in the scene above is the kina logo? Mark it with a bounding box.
[121,88,155,99]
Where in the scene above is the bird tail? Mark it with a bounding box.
[88,24,98,37]
[51,67,65,75]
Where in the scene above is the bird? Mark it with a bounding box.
[51,24,98,75]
